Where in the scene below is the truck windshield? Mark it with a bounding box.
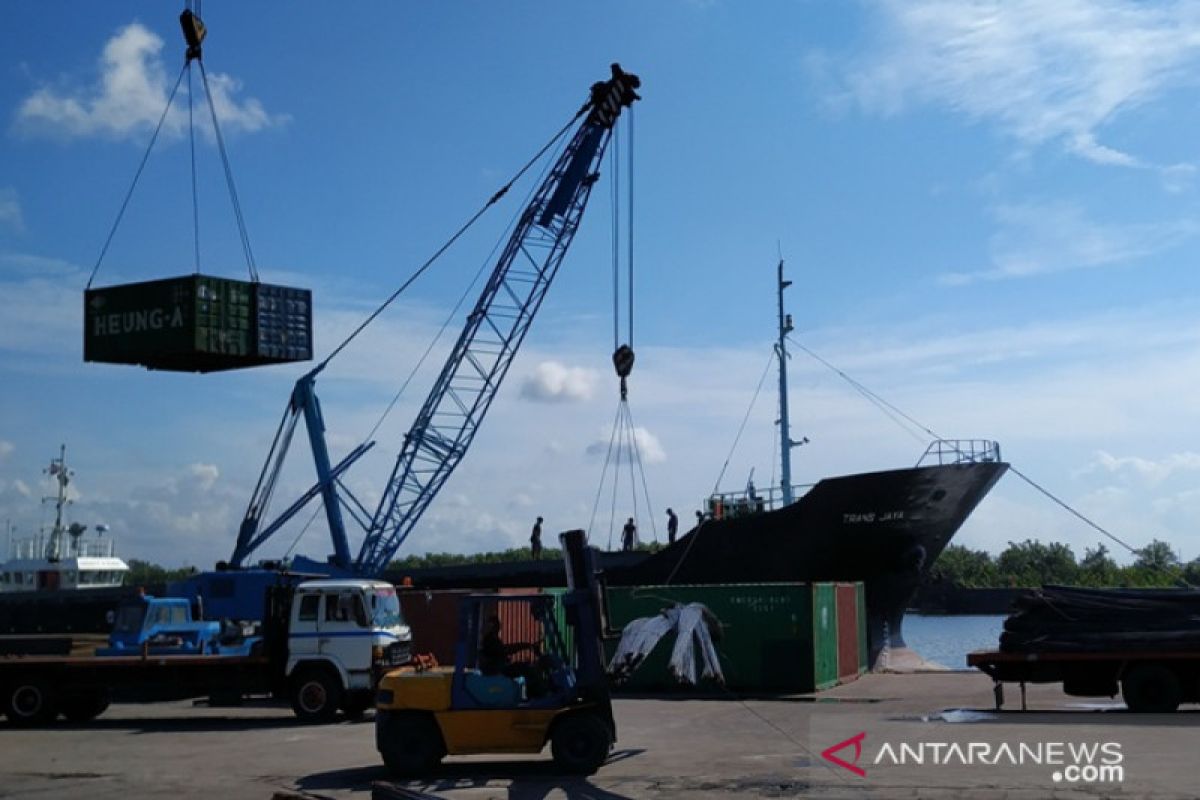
[370,588,403,628]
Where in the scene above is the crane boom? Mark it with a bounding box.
[224,65,639,582]
[356,65,640,574]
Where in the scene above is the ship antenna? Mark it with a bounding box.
[776,258,796,506]
[43,444,71,563]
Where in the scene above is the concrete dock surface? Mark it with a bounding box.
[0,671,1195,799]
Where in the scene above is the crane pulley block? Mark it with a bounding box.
[612,344,635,379]
[587,64,641,129]
[180,9,206,62]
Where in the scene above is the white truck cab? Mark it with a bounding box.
[286,579,411,721]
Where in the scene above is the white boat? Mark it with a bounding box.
[0,446,129,592]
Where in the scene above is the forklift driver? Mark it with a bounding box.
[478,615,538,679]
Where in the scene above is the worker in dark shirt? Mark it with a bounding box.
[666,508,679,544]
[478,614,535,676]
[621,517,637,552]
[530,516,543,559]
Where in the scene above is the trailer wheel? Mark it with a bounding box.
[290,667,342,723]
[378,711,444,776]
[1122,664,1181,713]
[4,678,58,727]
[550,712,612,774]
[60,689,110,723]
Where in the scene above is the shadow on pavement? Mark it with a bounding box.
[903,707,1200,727]
[297,750,646,800]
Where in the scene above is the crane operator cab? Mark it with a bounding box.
[375,530,615,776]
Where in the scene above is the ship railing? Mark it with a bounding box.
[706,482,815,517]
[917,439,1002,467]
[6,534,117,559]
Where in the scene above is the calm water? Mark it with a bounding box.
[901,614,1006,669]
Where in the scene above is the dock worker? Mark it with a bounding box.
[622,517,637,552]
[666,508,679,544]
[530,516,543,559]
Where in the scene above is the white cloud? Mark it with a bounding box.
[835,0,1200,166]
[585,425,666,465]
[939,202,1198,284]
[519,361,599,403]
[1081,450,1200,485]
[16,23,284,141]
[187,463,220,492]
[0,189,24,233]
[12,479,30,498]
[0,441,13,462]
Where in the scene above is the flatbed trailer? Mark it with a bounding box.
[968,649,1200,712]
[0,649,282,724]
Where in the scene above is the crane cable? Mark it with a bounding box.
[590,111,658,548]
[787,334,1156,564]
[87,3,261,288]
[314,111,585,372]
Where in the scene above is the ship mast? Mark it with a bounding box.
[776,259,795,506]
[43,444,71,562]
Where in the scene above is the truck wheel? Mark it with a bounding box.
[290,667,343,723]
[60,689,110,723]
[550,712,612,774]
[4,679,58,727]
[378,711,445,776]
[1122,664,1181,713]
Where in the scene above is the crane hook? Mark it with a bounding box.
[612,344,635,400]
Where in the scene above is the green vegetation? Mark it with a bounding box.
[387,542,663,572]
[930,539,1200,589]
[125,559,197,587]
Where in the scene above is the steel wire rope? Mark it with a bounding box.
[611,118,621,351]
[262,112,582,561]
[197,61,258,282]
[787,336,933,447]
[315,111,585,372]
[187,64,200,273]
[624,405,640,545]
[789,335,1163,565]
[283,127,564,558]
[711,348,777,495]
[254,113,576,556]
[589,401,624,550]
[627,106,634,349]
[623,400,659,542]
[358,136,560,446]
[86,62,189,289]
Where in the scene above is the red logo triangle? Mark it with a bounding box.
[821,732,867,777]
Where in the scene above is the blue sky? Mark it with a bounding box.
[3,1,1200,569]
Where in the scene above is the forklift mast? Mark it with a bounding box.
[559,529,609,696]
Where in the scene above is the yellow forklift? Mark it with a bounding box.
[374,530,616,775]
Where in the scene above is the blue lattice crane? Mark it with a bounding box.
[176,66,641,618]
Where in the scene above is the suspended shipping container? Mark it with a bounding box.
[83,274,312,373]
[605,582,864,695]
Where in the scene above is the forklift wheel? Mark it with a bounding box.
[550,712,612,774]
[378,711,445,776]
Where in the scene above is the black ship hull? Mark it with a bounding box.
[386,459,1008,666]
[3,461,1006,667]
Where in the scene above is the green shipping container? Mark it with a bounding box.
[813,583,838,690]
[606,583,820,693]
[83,274,312,373]
[544,587,575,663]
